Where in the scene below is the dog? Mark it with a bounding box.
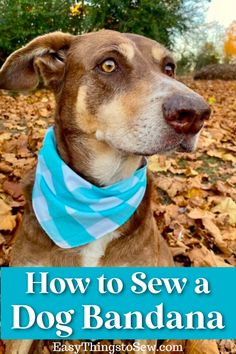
[0,30,210,353]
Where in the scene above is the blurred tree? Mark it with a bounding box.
[224,20,236,60]
[0,0,210,63]
[194,42,220,71]
[82,0,206,48]
[0,0,82,59]
[175,19,225,75]
[176,52,195,74]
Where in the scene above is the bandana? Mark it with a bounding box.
[32,127,147,248]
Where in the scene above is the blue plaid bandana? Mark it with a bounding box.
[32,127,147,248]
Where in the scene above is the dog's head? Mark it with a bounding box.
[0,30,210,158]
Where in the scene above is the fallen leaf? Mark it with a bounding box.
[188,208,213,219]
[0,132,12,142]
[188,245,232,267]
[214,180,236,201]
[185,167,199,176]
[185,187,205,199]
[0,162,13,173]
[218,339,236,354]
[2,180,23,200]
[149,155,172,172]
[185,340,219,354]
[221,227,236,250]
[0,199,16,231]
[212,197,236,225]
[0,340,5,354]
[227,175,236,184]
[202,217,232,255]
[0,234,6,245]
[0,199,11,214]
[208,96,216,105]
[207,149,236,163]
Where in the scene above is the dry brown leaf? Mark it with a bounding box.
[1,153,18,164]
[155,176,172,192]
[0,198,11,214]
[42,346,51,354]
[202,217,232,255]
[0,132,12,142]
[0,162,13,173]
[171,244,189,257]
[221,228,236,252]
[0,199,16,231]
[168,180,185,198]
[207,149,236,163]
[188,245,232,267]
[185,167,199,176]
[16,134,30,156]
[2,180,23,200]
[188,208,214,220]
[148,155,172,172]
[0,340,5,354]
[200,130,217,147]
[212,197,236,225]
[0,234,6,245]
[157,204,180,225]
[0,213,16,231]
[214,180,236,201]
[227,175,236,184]
[218,339,236,354]
[185,340,219,354]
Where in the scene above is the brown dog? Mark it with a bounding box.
[0,30,210,353]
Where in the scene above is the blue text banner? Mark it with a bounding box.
[1,267,235,339]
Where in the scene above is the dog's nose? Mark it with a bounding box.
[162,94,211,134]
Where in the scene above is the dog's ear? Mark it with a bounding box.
[0,32,75,91]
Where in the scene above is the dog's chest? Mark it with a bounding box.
[79,231,120,266]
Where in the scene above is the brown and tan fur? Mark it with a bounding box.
[0,30,209,353]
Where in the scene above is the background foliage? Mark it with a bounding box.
[0,0,209,63]
[82,0,190,48]
[0,0,76,61]
[1,0,236,72]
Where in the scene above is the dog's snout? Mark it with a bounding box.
[162,94,211,134]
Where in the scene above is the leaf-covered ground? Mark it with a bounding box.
[0,79,235,353]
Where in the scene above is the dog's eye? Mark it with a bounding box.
[100,59,117,73]
[164,64,175,77]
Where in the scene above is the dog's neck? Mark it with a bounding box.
[87,145,143,186]
[54,125,143,187]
